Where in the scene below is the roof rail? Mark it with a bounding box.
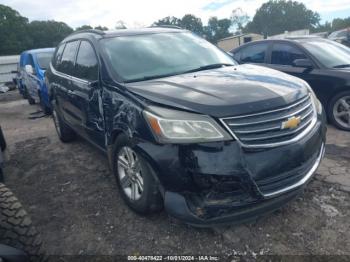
[70,29,106,36]
[149,25,183,30]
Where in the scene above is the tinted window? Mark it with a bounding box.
[101,32,235,82]
[53,44,65,68]
[239,43,268,63]
[75,41,98,81]
[271,43,306,66]
[36,52,54,70]
[59,41,79,75]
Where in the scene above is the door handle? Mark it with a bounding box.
[67,90,75,96]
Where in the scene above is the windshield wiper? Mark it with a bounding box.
[183,63,235,74]
[124,72,182,83]
[333,64,350,68]
[124,63,235,83]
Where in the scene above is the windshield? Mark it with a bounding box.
[36,52,54,70]
[329,30,347,39]
[301,40,350,68]
[101,32,236,82]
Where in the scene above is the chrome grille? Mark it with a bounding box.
[220,95,316,148]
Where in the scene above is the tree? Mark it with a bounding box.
[332,17,350,31]
[76,25,108,31]
[94,25,108,31]
[203,17,232,43]
[75,25,93,31]
[115,20,127,29]
[0,4,30,55]
[152,16,182,27]
[28,21,73,49]
[312,21,332,33]
[231,8,249,32]
[180,14,203,35]
[245,0,320,36]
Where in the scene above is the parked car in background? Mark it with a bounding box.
[19,48,55,114]
[47,28,326,226]
[328,28,350,47]
[230,37,350,131]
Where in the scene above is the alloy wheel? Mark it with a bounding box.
[333,96,350,129]
[117,146,144,201]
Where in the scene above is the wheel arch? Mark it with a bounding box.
[326,86,350,112]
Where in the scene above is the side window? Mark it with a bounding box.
[240,43,268,64]
[271,43,307,66]
[58,41,79,75]
[53,44,66,68]
[75,41,98,81]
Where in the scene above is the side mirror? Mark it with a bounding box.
[25,65,34,75]
[293,59,313,69]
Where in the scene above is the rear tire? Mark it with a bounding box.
[52,105,76,143]
[0,183,44,261]
[22,86,28,99]
[328,91,350,131]
[112,134,163,214]
[27,93,35,105]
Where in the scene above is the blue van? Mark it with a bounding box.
[19,48,55,113]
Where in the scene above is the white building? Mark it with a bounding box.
[217,33,264,51]
[0,55,19,85]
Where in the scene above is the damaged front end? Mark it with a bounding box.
[136,97,327,226]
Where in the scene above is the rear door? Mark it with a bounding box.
[55,41,80,128]
[70,40,105,148]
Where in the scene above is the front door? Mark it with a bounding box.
[70,40,105,149]
[266,43,321,82]
[26,55,40,101]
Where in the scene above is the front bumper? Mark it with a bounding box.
[136,110,326,226]
[164,143,324,226]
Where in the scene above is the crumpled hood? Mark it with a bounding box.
[125,64,309,118]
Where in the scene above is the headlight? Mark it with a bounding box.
[143,106,232,144]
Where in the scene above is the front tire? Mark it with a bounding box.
[52,105,76,143]
[112,134,163,214]
[328,91,350,131]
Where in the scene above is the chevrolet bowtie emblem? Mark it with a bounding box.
[281,116,301,130]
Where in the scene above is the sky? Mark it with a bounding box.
[2,0,350,29]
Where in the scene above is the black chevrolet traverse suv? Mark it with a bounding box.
[230,37,350,131]
[46,28,326,226]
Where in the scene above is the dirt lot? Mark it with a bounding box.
[0,90,350,258]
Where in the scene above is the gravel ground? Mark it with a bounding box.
[0,90,349,259]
